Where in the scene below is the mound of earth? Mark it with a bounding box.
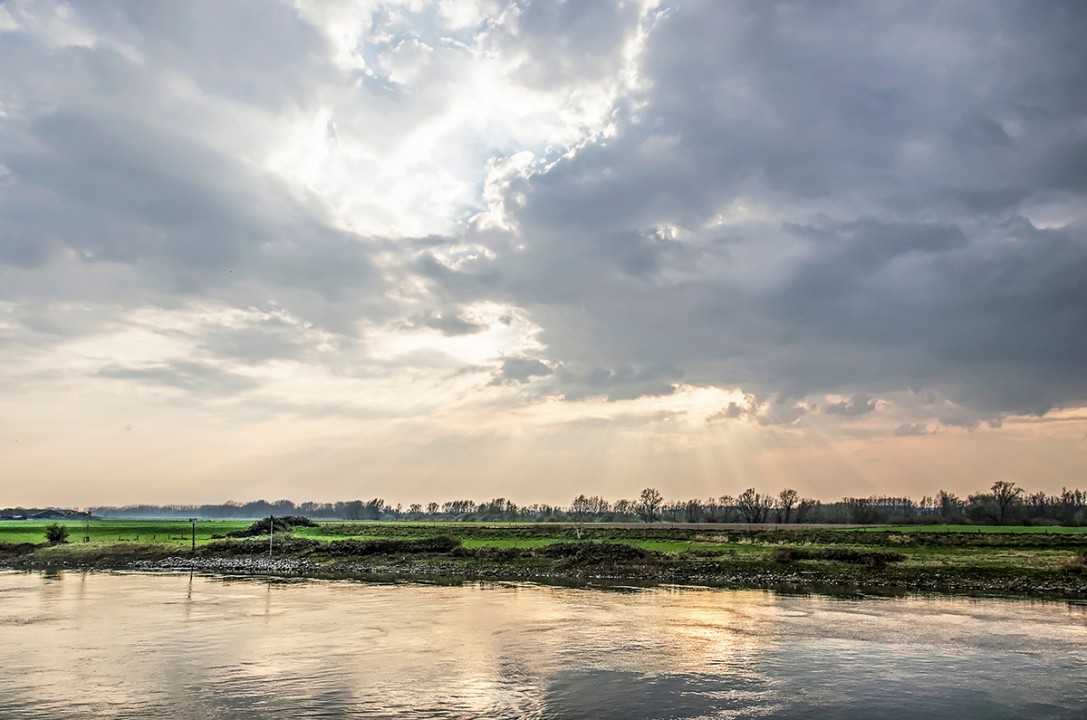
[226,516,318,538]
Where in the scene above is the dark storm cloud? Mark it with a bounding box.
[428,0,1087,418]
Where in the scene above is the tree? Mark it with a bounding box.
[991,480,1024,525]
[682,499,705,523]
[935,490,965,523]
[636,488,663,523]
[362,498,385,521]
[776,488,799,523]
[570,494,591,538]
[344,500,364,521]
[795,498,818,523]
[45,523,69,545]
[736,488,774,523]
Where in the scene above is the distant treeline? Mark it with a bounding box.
[88,482,1087,526]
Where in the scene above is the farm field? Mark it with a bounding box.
[0,520,253,546]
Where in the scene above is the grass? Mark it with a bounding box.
[851,524,1087,534]
[0,519,253,546]
[4,519,1087,597]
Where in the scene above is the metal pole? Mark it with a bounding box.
[269,515,274,557]
[191,519,196,551]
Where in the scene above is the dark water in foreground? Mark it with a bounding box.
[1,571,1085,719]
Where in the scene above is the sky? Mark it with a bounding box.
[1,0,1086,508]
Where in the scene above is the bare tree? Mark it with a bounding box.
[991,480,1024,525]
[636,487,663,523]
[935,490,965,522]
[570,494,591,538]
[795,498,818,523]
[736,488,774,523]
[777,488,799,523]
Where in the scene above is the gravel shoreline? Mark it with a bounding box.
[131,556,313,574]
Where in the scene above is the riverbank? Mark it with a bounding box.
[4,523,1087,598]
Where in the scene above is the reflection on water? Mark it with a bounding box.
[0,570,1085,719]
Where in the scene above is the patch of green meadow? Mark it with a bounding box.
[0,519,252,546]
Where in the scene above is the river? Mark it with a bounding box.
[1,570,1084,718]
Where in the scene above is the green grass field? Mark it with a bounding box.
[0,519,253,546]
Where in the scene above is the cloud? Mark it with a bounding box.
[892,423,931,437]
[198,314,317,364]
[708,402,748,423]
[2,0,1086,461]
[555,363,680,402]
[707,394,811,426]
[399,310,489,337]
[823,395,878,417]
[491,356,552,385]
[421,0,1087,420]
[95,361,258,395]
[486,0,643,90]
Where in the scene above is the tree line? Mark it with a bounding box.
[86,482,1087,525]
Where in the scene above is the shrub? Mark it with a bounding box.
[538,542,660,564]
[0,542,39,556]
[322,536,462,556]
[226,516,319,538]
[770,547,798,563]
[45,523,70,545]
[768,546,905,566]
[1063,552,1087,574]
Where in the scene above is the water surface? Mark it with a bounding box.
[1,571,1084,719]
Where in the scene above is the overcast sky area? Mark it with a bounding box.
[2,0,1086,507]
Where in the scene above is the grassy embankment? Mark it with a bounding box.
[3,520,1087,597]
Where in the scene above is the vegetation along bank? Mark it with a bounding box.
[3,518,1087,598]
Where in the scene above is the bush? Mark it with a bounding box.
[226,516,319,538]
[45,523,70,545]
[769,546,905,566]
[323,536,461,556]
[1063,552,1087,574]
[770,547,799,563]
[538,542,660,565]
[0,542,40,556]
